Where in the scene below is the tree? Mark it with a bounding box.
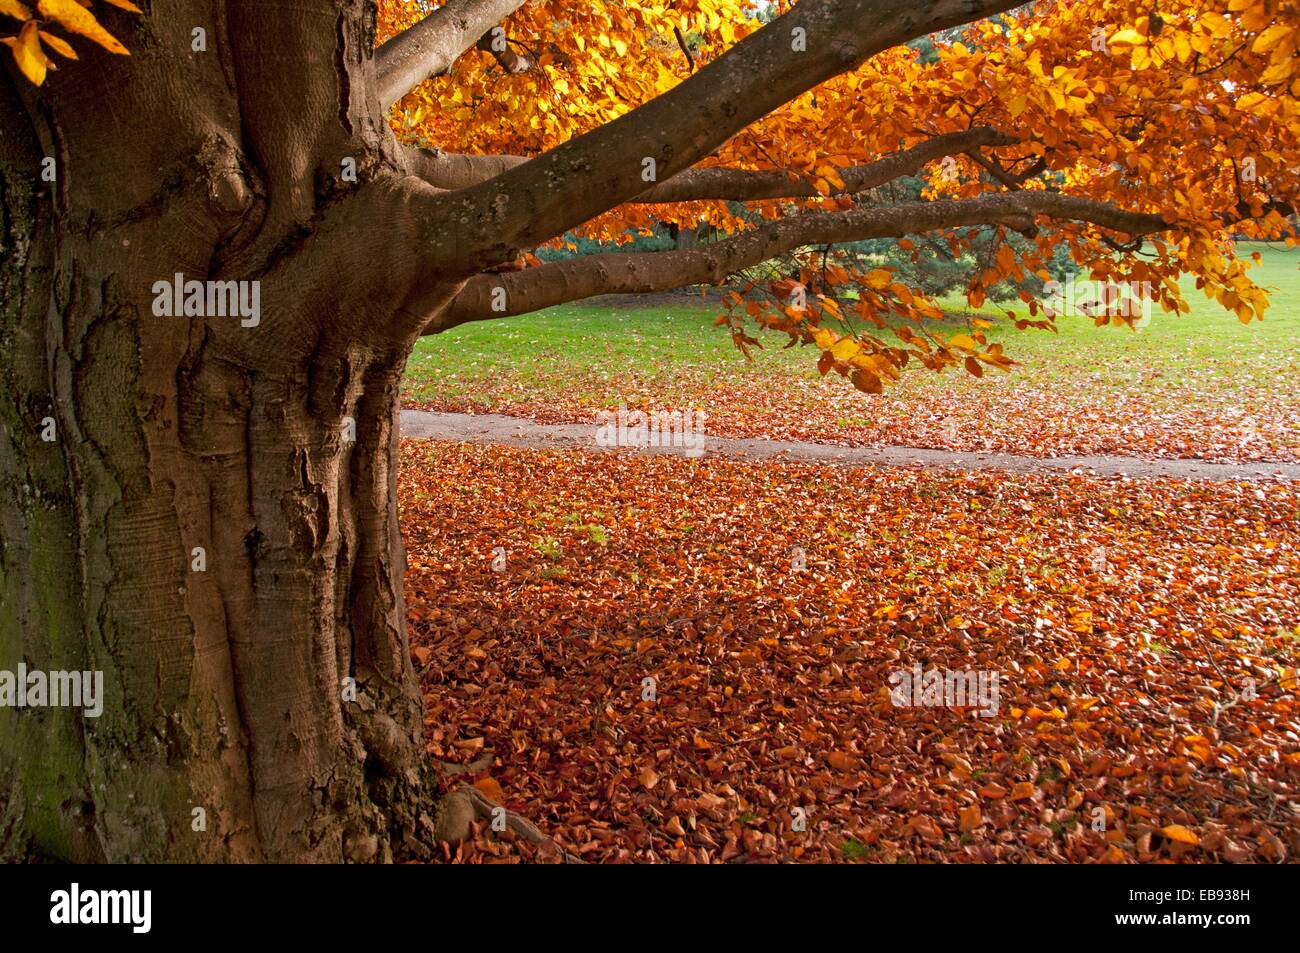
[0,0,1295,862]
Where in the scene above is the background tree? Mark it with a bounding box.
[1,0,1295,861]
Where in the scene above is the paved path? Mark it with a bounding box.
[400,410,1300,482]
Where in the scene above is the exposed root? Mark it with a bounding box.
[434,783,584,863]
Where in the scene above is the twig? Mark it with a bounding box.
[673,26,696,72]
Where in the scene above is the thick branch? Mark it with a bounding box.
[402,146,526,190]
[405,127,1018,200]
[423,0,1029,269]
[375,0,527,108]
[428,192,1169,331]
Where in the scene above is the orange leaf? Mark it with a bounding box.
[1010,781,1036,801]
[1160,824,1200,846]
[827,750,856,771]
[472,777,505,804]
[38,29,76,59]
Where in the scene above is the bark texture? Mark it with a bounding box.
[0,0,449,863]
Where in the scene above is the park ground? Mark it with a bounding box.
[396,242,1300,862]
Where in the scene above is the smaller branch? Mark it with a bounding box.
[965,149,1021,190]
[674,26,696,72]
[1192,40,1249,77]
[965,149,1046,190]
[476,29,538,74]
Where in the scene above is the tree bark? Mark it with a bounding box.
[0,0,439,863]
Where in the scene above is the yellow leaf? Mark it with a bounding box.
[810,326,839,350]
[1260,56,1293,84]
[101,0,143,11]
[1108,28,1146,47]
[0,0,31,20]
[1252,24,1292,55]
[36,0,129,56]
[948,333,978,352]
[814,165,844,190]
[829,336,861,360]
[864,268,892,289]
[1235,92,1271,115]
[1160,824,1199,846]
[38,29,76,59]
[10,21,46,85]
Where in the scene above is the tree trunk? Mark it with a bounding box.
[0,1,443,862]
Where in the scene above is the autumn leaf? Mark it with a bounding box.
[827,751,856,771]
[850,368,882,395]
[37,0,130,55]
[38,29,75,59]
[1009,781,1036,801]
[9,20,45,85]
[0,0,31,21]
[1160,824,1200,846]
[1108,28,1147,47]
[472,776,506,804]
